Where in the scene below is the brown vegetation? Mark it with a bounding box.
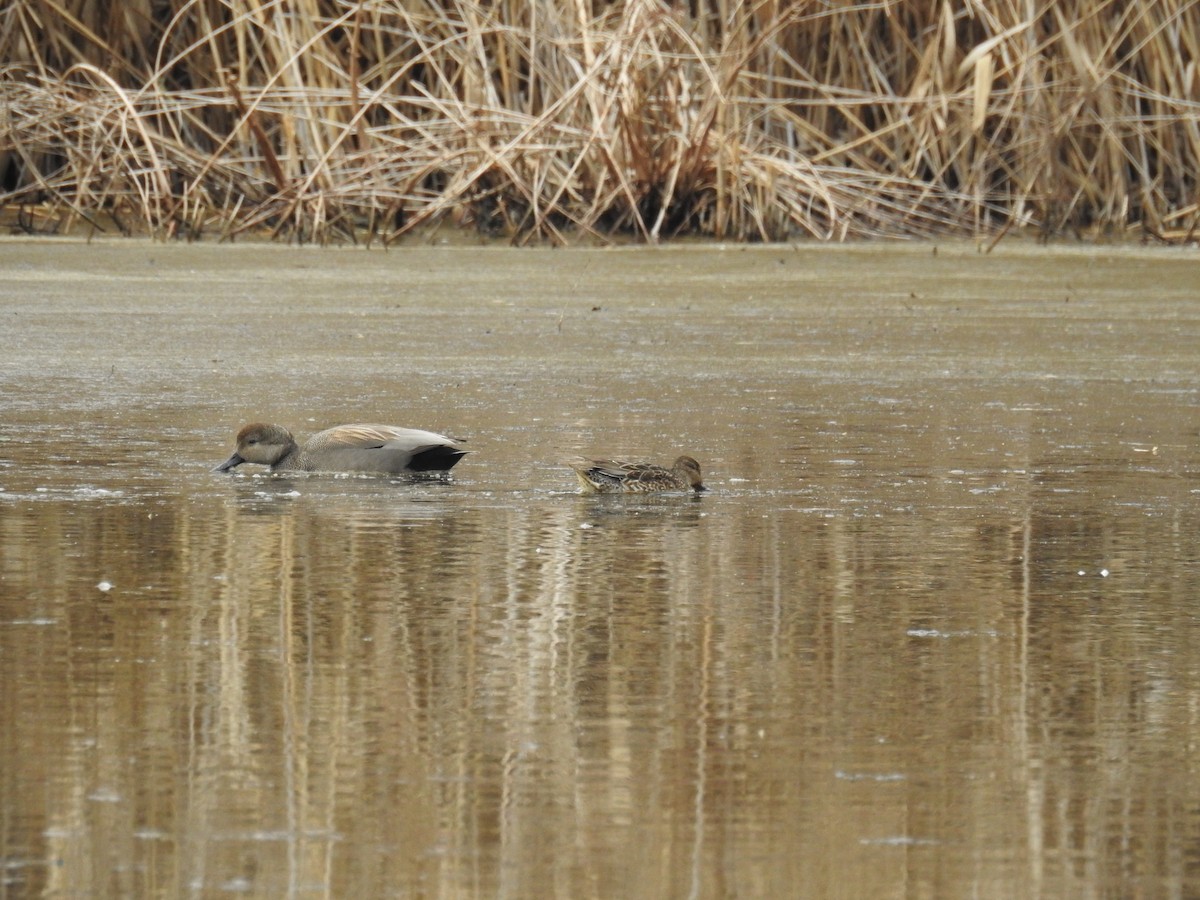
[1,0,1198,244]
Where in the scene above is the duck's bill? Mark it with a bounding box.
[214,453,245,472]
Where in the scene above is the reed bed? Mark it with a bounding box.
[2,0,1198,243]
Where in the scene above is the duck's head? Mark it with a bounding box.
[214,423,296,471]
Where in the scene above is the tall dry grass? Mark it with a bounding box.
[1,0,1198,243]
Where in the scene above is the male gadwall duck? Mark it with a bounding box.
[215,423,468,475]
[569,455,706,494]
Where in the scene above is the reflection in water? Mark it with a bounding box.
[1,242,1199,898]
[4,476,1198,897]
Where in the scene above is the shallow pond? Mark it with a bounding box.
[1,238,1199,898]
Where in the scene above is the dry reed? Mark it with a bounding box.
[1,0,1198,244]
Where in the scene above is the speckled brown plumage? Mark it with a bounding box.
[569,455,705,494]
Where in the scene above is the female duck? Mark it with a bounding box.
[569,455,705,494]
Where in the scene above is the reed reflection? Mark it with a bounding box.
[3,476,1199,896]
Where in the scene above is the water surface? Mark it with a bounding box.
[1,239,1199,897]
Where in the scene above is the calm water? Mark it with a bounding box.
[1,239,1199,898]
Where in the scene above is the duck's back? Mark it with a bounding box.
[302,424,466,473]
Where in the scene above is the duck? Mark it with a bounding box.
[214,423,468,475]
[569,455,705,494]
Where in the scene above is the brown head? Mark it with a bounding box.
[671,455,705,492]
[214,423,298,471]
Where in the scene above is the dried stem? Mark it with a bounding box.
[1,0,1197,243]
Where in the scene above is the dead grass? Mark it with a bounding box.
[2,0,1197,243]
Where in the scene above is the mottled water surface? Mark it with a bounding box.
[1,239,1199,898]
